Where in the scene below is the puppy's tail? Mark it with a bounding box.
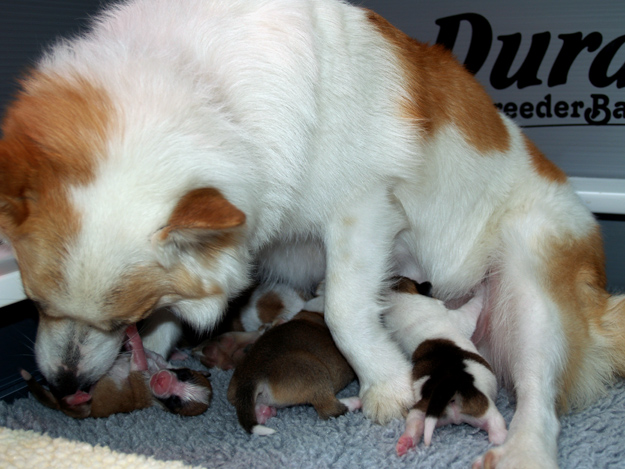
[425,376,457,420]
[234,381,260,434]
[234,381,277,435]
[421,376,457,446]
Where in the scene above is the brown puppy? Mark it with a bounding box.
[193,282,308,370]
[22,325,212,418]
[193,329,263,370]
[227,310,360,435]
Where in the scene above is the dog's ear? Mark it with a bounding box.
[0,139,33,235]
[155,188,246,247]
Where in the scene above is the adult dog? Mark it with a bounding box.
[0,0,623,466]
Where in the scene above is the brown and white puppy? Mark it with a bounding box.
[1,1,624,466]
[239,282,309,332]
[22,325,212,418]
[227,310,359,435]
[194,282,309,370]
[385,278,506,456]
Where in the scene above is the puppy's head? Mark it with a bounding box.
[391,277,433,297]
[0,72,248,397]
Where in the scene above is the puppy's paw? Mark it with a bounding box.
[396,435,416,457]
[360,375,413,425]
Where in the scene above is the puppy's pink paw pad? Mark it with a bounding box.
[150,370,175,396]
[396,435,415,457]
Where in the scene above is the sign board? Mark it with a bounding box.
[353,0,625,179]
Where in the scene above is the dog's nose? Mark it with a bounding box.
[48,368,92,398]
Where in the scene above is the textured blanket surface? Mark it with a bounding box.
[1,354,624,468]
[0,427,199,469]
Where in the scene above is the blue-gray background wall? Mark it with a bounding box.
[0,0,623,291]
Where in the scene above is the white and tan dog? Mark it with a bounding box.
[0,1,624,467]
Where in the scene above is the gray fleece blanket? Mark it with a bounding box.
[1,353,624,469]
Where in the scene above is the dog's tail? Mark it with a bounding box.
[234,381,276,436]
[600,294,625,377]
[569,293,625,411]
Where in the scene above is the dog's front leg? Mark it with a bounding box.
[323,190,413,424]
[140,308,183,359]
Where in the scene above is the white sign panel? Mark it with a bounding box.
[353,0,625,179]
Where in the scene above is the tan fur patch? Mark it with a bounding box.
[542,227,609,411]
[160,188,246,240]
[256,291,285,324]
[366,10,510,154]
[90,371,153,418]
[0,71,113,302]
[106,263,222,324]
[524,135,567,184]
[392,277,419,294]
[2,71,111,187]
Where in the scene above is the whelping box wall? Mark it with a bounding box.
[354,0,625,179]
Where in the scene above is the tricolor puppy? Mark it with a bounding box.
[0,0,624,466]
[227,310,359,435]
[22,325,212,418]
[385,278,506,455]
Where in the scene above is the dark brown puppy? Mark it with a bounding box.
[227,310,360,435]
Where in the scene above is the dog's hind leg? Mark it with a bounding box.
[474,266,562,467]
[474,220,619,469]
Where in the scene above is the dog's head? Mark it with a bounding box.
[0,72,249,397]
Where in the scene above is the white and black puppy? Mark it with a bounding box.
[1,1,624,466]
[385,278,506,456]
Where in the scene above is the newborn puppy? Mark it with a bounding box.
[195,282,313,370]
[23,325,212,418]
[193,329,263,370]
[227,310,360,435]
[385,277,507,456]
[239,282,309,332]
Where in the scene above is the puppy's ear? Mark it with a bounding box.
[155,188,246,248]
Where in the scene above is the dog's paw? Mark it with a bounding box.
[360,375,413,425]
[472,436,557,469]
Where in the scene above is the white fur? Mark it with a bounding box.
[6,1,619,467]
